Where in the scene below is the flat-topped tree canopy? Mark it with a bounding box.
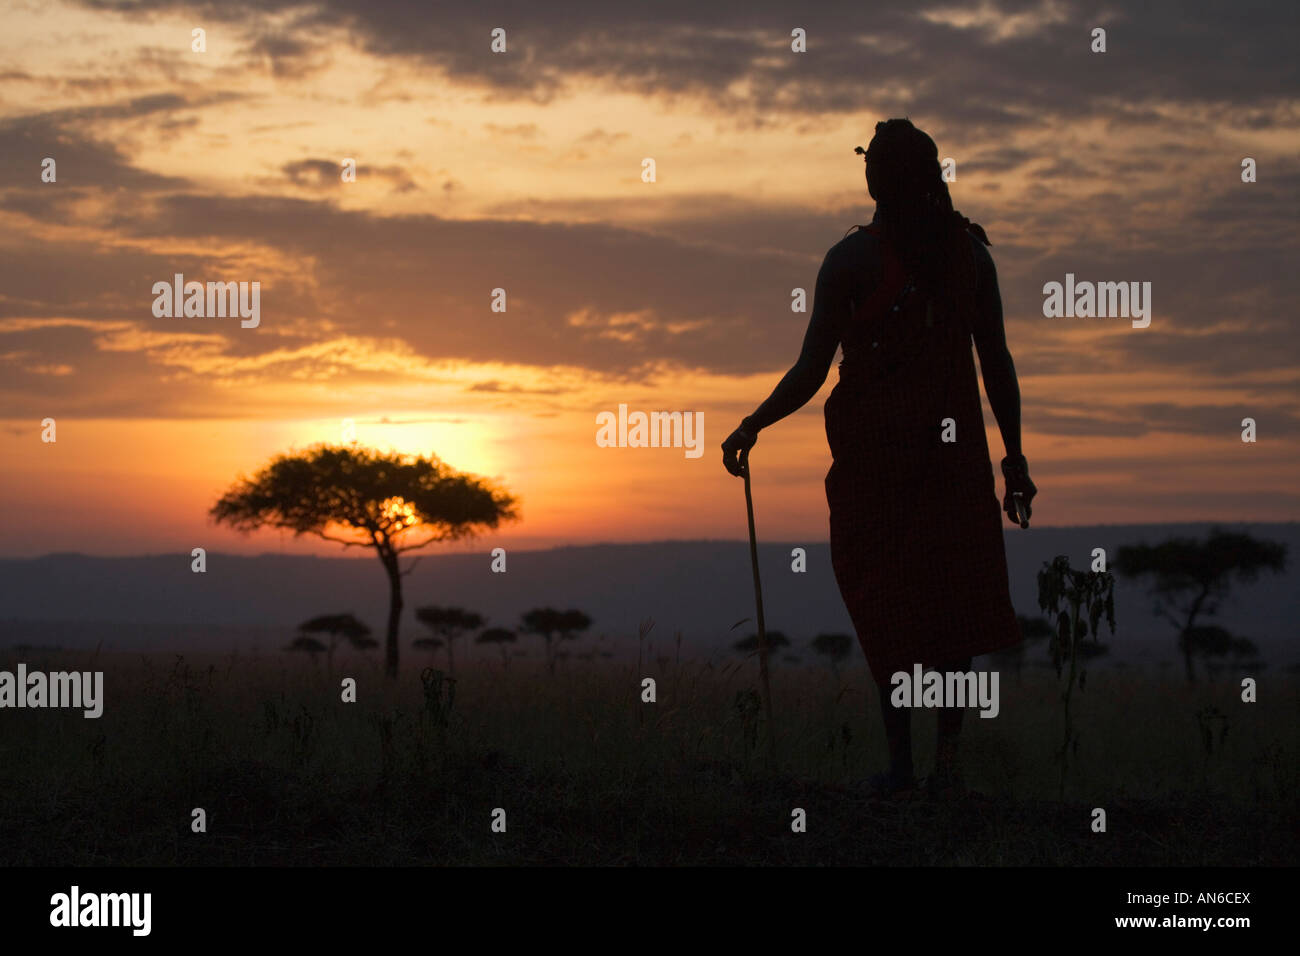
[520,608,593,675]
[520,608,592,638]
[414,607,485,674]
[415,607,486,635]
[298,613,371,643]
[811,633,853,661]
[210,443,518,553]
[734,631,790,653]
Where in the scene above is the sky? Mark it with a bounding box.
[0,0,1297,557]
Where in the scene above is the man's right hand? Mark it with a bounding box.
[721,422,758,477]
[1001,454,1036,527]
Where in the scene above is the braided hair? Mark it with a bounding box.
[864,119,989,326]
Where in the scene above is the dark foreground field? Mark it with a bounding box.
[0,648,1294,866]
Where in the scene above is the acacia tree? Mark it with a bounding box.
[520,608,592,675]
[476,627,517,669]
[734,631,791,656]
[297,612,372,675]
[1115,529,1286,682]
[211,444,517,678]
[414,606,485,675]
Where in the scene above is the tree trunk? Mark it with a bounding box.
[383,558,402,679]
[1181,585,1210,684]
[447,635,455,675]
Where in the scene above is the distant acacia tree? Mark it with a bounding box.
[520,608,592,675]
[1115,528,1287,682]
[414,606,484,675]
[476,627,517,669]
[211,444,517,678]
[285,634,327,667]
[734,632,790,656]
[296,612,372,675]
[810,633,853,676]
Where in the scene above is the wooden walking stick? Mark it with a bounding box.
[741,448,776,764]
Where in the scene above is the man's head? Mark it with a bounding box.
[864,118,943,206]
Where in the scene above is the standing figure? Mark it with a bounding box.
[721,119,1037,795]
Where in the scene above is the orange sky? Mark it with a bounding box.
[1,0,1297,556]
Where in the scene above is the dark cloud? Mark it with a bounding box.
[1021,399,1300,439]
[243,31,332,79]
[962,148,1038,174]
[106,192,807,376]
[467,380,569,395]
[72,0,1299,134]
[0,95,219,192]
[280,158,418,192]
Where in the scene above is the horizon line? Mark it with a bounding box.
[3,519,1296,562]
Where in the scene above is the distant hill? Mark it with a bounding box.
[1,523,1296,665]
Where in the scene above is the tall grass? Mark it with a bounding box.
[0,646,1293,865]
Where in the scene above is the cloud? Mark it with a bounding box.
[482,122,540,139]
[0,95,214,192]
[467,380,568,395]
[67,0,1298,134]
[280,158,418,192]
[1024,399,1300,439]
[242,30,333,79]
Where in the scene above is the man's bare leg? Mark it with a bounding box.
[934,655,972,790]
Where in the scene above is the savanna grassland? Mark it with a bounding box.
[0,645,1294,866]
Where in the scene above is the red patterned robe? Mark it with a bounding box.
[823,219,1020,684]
